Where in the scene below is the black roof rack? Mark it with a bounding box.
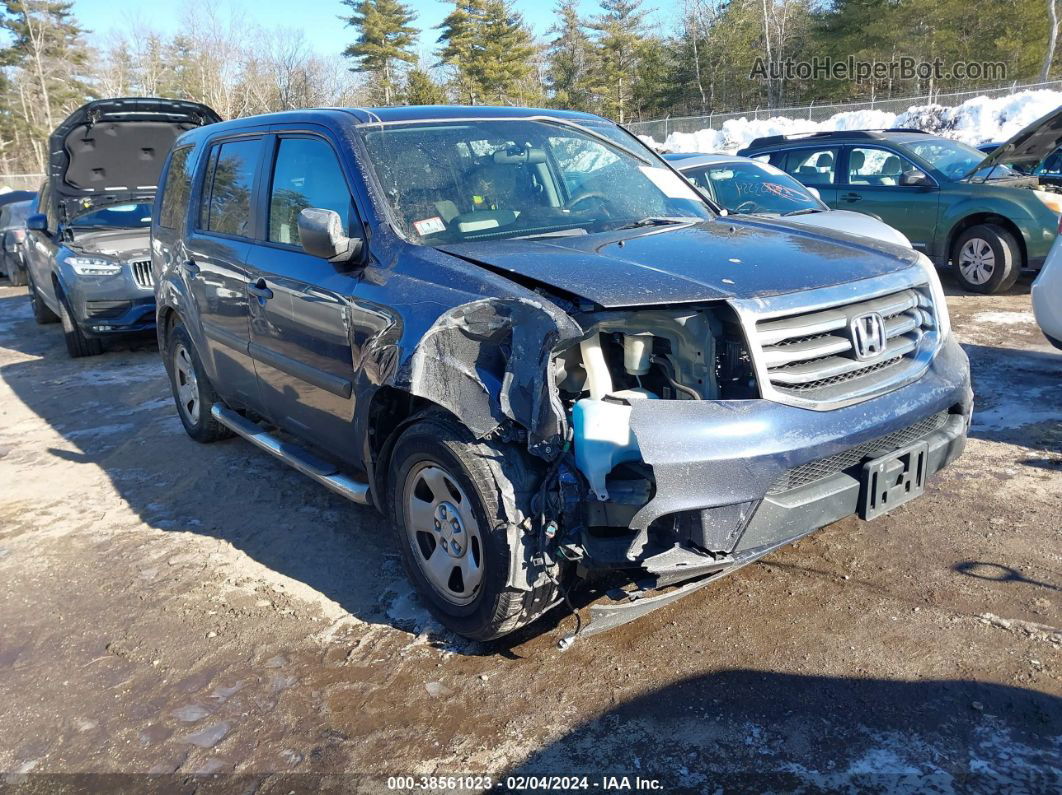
[742,127,931,151]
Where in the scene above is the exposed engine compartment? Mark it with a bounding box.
[547,304,759,566]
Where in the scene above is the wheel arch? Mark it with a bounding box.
[946,213,1027,267]
[364,386,461,508]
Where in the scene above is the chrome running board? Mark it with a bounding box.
[210,403,371,506]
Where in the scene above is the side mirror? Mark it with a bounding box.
[806,186,821,199]
[26,213,47,232]
[899,170,931,188]
[297,208,362,264]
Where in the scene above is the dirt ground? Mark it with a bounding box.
[0,273,1059,793]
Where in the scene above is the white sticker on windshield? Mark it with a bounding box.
[639,166,700,200]
[413,216,446,236]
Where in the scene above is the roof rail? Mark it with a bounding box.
[743,127,932,150]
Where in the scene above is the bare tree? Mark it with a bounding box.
[1042,0,1059,82]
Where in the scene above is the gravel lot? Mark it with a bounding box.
[0,275,1059,792]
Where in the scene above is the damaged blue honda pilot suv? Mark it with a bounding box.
[153,106,972,642]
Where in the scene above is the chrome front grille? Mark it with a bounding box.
[733,269,942,409]
[131,259,154,289]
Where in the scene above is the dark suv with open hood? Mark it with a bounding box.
[24,98,220,356]
[739,108,1062,294]
[153,106,972,643]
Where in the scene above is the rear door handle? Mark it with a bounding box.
[247,278,273,300]
[841,193,862,202]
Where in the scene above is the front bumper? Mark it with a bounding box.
[59,266,156,336]
[624,336,972,552]
[567,339,971,642]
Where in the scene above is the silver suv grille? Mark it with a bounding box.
[131,259,154,289]
[733,269,942,409]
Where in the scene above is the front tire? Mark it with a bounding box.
[164,321,232,443]
[58,292,103,358]
[27,276,59,324]
[953,224,1021,294]
[387,415,557,641]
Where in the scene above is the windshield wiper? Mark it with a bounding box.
[512,227,590,240]
[613,216,695,231]
[782,208,824,217]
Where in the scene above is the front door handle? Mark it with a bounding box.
[841,192,862,202]
[247,278,273,300]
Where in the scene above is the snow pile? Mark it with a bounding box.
[646,89,1062,154]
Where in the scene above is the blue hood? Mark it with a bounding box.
[438,218,920,308]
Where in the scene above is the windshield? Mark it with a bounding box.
[69,203,152,229]
[359,119,712,244]
[681,160,822,215]
[906,139,1015,181]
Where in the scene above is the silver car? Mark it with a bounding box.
[665,153,912,248]
[23,97,220,357]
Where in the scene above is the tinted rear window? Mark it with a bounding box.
[199,138,261,237]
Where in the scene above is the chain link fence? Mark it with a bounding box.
[627,80,1062,142]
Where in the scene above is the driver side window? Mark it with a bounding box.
[268,137,354,246]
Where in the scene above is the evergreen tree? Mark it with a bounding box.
[402,66,448,104]
[588,0,647,123]
[436,0,535,105]
[545,0,595,111]
[342,0,419,105]
[0,0,92,171]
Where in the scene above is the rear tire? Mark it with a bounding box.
[952,224,1021,294]
[27,276,59,324]
[387,414,557,641]
[164,321,232,443]
[58,292,103,358]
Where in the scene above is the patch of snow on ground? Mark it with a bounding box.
[648,90,1062,154]
[971,311,1037,326]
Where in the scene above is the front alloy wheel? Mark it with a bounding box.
[387,415,560,640]
[957,237,995,286]
[952,223,1021,294]
[402,461,484,606]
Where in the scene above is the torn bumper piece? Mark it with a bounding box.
[565,534,808,643]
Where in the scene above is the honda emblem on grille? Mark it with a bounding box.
[849,312,887,361]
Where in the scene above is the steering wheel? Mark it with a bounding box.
[733,200,759,214]
[565,191,609,211]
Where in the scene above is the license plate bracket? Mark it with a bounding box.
[860,440,929,520]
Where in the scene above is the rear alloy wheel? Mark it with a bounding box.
[953,224,1021,294]
[58,293,103,358]
[165,321,232,443]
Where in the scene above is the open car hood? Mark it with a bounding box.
[48,98,221,223]
[437,218,920,308]
[967,104,1062,177]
